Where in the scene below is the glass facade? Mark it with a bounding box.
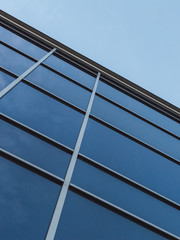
[0,12,179,240]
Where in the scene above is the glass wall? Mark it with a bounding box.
[0,25,47,59]
[97,80,180,137]
[0,20,179,240]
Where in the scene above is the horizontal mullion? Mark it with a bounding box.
[0,148,64,185]
[0,66,18,78]
[96,92,180,139]
[0,48,56,98]
[0,65,86,114]
[78,153,180,210]
[41,62,92,92]
[0,40,38,62]
[100,77,180,123]
[54,51,97,77]
[0,113,73,155]
[22,78,86,114]
[0,19,97,78]
[0,20,52,52]
[69,184,179,240]
[0,67,88,114]
[90,114,180,165]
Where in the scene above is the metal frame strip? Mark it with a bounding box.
[89,114,180,165]
[0,113,73,154]
[0,148,64,185]
[0,66,90,114]
[0,20,52,51]
[45,72,101,240]
[69,184,180,240]
[0,40,38,61]
[1,113,179,208]
[78,154,180,209]
[0,147,178,239]
[0,48,56,98]
[95,92,180,139]
[0,12,179,240]
[0,148,178,239]
[1,11,178,117]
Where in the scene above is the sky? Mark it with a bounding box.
[1,0,180,108]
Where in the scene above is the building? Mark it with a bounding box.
[0,10,179,240]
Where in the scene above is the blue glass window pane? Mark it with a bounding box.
[98,81,180,136]
[0,70,15,91]
[0,155,60,240]
[80,119,180,203]
[0,43,34,75]
[26,65,91,110]
[73,160,180,236]
[0,26,47,59]
[0,82,83,148]
[55,191,165,240]
[92,96,180,160]
[0,119,71,178]
[44,55,95,88]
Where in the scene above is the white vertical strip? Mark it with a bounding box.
[45,72,100,240]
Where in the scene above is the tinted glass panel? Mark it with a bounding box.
[0,70,15,91]
[44,55,95,88]
[0,82,83,148]
[73,160,180,236]
[80,119,180,203]
[55,191,165,240]
[0,43,34,75]
[0,119,71,178]
[98,80,180,137]
[0,155,60,240]
[26,65,91,110]
[92,96,180,160]
[0,26,47,59]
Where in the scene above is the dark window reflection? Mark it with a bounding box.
[0,26,47,59]
[0,44,34,75]
[98,80,180,137]
[73,160,180,236]
[44,55,95,89]
[80,119,180,203]
[0,119,71,178]
[0,70,15,91]
[26,65,91,110]
[92,96,180,160]
[0,82,83,148]
[0,156,60,240]
[55,191,165,240]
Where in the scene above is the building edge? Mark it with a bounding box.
[0,9,179,119]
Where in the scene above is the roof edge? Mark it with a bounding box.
[0,10,179,118]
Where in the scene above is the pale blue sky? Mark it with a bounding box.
[1,0,180,107]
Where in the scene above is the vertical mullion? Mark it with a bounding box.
[45,72,100,240]
[0,48,56,98]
